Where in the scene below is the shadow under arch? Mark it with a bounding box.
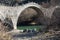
[4,17,14,31]
[17,6,44,30]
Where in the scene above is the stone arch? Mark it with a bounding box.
[47,7,60,30]
[16,3,44,29]
[17,2,43,18]
[51,8,60,26]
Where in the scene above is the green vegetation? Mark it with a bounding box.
[17,26,43,31]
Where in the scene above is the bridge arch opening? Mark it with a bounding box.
[50,8,60,30]
[17,6,44,30]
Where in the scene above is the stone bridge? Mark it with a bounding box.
[0,2,60,29]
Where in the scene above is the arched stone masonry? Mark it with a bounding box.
[13,3,44,29]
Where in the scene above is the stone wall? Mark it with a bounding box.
[50,0,60,6]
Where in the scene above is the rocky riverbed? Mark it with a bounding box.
[9,30,60,40]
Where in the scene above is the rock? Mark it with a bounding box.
[0,19,13,40]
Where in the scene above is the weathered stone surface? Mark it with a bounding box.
[0,19,13,40]
[51,0,60,6]
[0,1,60,29]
